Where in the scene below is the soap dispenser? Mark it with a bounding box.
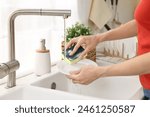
[34,39,51,76]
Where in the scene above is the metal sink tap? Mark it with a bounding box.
[0,9,71,88]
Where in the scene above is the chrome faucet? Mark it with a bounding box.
[0,9,71,88]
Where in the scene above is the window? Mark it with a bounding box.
[0,0,76,84]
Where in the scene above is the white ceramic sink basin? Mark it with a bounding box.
[32,72,70,91]
[0,86,97,100]
[31,72,143,100]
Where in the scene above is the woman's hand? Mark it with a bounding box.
[67,65,107,85]
[66,35,99,58]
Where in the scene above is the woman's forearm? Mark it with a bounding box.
[96,20,138,42]
[100,52,150,77]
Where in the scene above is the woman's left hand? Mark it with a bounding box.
[67,65,104,85]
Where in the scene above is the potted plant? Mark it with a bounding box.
[61,22,96,62]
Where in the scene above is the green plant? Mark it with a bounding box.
[66,22,92,42]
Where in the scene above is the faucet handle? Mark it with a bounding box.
[0,63,9,79]
[0,60,20,79]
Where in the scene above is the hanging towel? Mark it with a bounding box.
[89,0,112,29]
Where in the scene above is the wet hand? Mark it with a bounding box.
[66,35,98,59]
[66,65,102,85]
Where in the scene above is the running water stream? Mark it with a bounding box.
[63,17,66,59]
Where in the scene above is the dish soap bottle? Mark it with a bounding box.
[34,39,51,76]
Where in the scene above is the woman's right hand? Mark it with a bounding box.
[66,35,100,58]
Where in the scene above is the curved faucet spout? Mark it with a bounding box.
[7,9,71,88]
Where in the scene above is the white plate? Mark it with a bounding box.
[57,59,98,75]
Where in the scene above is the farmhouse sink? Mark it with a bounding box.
[0,86,96,100]
[31,72,143,100]
[0,66,143,100]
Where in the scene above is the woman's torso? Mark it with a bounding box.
[134,0,150,89]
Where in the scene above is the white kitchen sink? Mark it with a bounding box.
[0,64,143,100]
[0,86,97,100]
[31,72,70,92]
[31,72,143,100]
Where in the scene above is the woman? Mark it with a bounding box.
[66,0,150,100]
